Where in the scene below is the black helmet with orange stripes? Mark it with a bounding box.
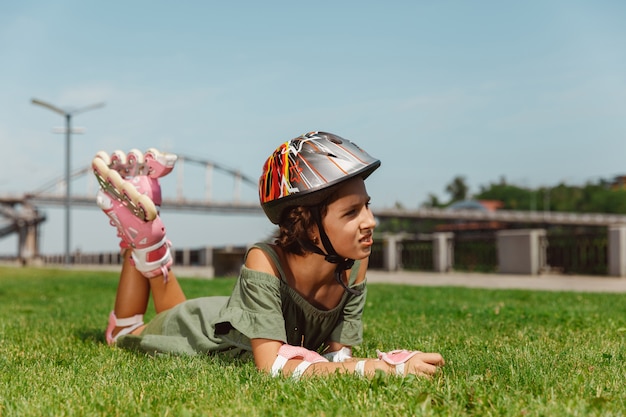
[259,131,381,224]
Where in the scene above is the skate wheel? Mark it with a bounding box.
[92,157,111,191]
[111,149,126,165]
[110,150,126,171]
[92,157,109,175]
[134,194,158,222]
[127,148,145,176]
[94,151,111,166]
[107,169,127,196]
[144,148,161,160]
[127,148,145,166]
[121,180,140,203]
[136,194,158,221]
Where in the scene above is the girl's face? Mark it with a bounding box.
[321,177,376,260]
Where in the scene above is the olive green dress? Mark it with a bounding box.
[117,243,367,357]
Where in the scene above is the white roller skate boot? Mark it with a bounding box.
[92,149,177,281]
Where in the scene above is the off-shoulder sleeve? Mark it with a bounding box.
[214,266,287,345]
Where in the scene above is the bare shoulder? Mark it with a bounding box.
[245,245,281,277]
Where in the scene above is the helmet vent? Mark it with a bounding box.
[329,137,342,144]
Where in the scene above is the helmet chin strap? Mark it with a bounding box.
[298,208,363,296]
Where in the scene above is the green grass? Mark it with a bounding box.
[1,266,625,416]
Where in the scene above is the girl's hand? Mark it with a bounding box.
[403,352,445,376]
[377,349,445,377]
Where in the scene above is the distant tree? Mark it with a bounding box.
[475,178,626,213]
[445,176,469,204]
[580,183,626,213]
[416,175,626,215]
[475,183,534,210]
[422,193,443,208]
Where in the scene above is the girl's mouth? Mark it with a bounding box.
[360,234,373,246]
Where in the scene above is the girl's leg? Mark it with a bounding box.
[113,250,150,319]
[93,147,179,343]
[147,268,187,313]
[109,250,186,341]
[106,250,149,343]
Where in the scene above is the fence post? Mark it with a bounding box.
[432,232,454,272]
[608,225,626,277]
[198,246,213,267]
[496,229,546,275]
[382,234,403,271]
[182,248,191,267]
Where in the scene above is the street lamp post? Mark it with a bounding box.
[31,98,105,266]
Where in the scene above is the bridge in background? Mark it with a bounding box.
[3,153,626,261]
[0,154,263,259]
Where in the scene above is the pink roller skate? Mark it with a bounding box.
[92,148,177,281]
[93,148,177,209]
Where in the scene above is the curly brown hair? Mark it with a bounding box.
[274,204,329,255]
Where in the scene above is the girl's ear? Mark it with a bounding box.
[307,223,320,244]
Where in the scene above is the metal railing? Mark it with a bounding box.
[12,230,613,277]
[370,230,610,276]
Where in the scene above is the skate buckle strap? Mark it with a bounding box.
[105,311,144,345]
[271,344,329,379]
[131,237,172,283]
[376,349,422,376]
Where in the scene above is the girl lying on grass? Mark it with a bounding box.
[92,131,445,378]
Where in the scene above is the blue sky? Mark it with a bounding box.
[1,1,626,255]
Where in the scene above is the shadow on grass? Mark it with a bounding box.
[76,327,106,345]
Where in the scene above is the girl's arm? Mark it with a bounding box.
[251,338,444,378]
[246,247,444,377]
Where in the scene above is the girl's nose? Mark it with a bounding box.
[361,207,376,230]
